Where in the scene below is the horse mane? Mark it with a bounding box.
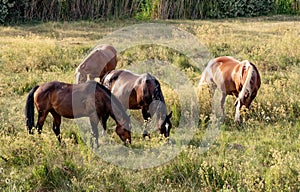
[93,81,130,123]
[142,73,165,103]
[147,76,168,118]
[153,79,165,103]
[100,70,112,85]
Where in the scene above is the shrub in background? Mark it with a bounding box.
[0,0,299,24]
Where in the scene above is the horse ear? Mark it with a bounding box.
[168,111,173,118]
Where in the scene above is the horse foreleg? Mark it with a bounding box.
[234,99,242,125]
[219,92,226,118]
[89,113,100,148]
[50,110,62,142]
[101,114,109,136]
[36,111,49,134]
[142,109,151,139]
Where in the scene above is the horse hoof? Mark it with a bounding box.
[142,130,150,139]
[235,119,242,126]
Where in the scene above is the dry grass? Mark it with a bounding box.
[0,16,299,191]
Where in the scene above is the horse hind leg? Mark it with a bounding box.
[89,113,100,148]
[213,91,226,120]
[36,110,49,134]
[50,110,62,142]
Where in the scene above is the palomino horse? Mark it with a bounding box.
[199,56,261,124]
[25,81,131,145]
[75,44,117,84]
[101,70,172,138]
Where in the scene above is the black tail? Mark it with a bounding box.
[25,85,39,133]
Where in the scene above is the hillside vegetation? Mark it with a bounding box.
[0,16,300,191]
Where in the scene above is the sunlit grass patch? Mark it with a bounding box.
[0,17,300,191]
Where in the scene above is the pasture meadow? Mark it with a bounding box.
[0,16,300,191]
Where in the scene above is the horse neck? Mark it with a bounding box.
[152,86,168,120]
[152,81,165,102]
[107,97,129,128]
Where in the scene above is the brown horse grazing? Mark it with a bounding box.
[199,56,261,124]
[25,81,131,145]
[75,44,117,84]
[101,70,172,138]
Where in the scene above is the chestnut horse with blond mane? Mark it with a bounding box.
[75,44,117,84]
[199,56,261,124]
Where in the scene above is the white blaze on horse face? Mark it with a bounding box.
[165,123,169,134]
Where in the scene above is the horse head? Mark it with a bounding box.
[116,120,132,145]
[236,61,261,109]
[158,111,173,138]
[151,80,173,138]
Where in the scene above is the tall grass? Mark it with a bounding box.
[0,17,300,191]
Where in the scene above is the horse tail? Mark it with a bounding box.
[25,85,39,132]
[237,61,253,104]
[198,58,215,87]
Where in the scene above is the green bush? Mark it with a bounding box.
[212,0,276,18]
[0,0,14,23]
[1,0,300,24]
[275,0,299,14]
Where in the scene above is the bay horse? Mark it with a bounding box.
[199,56,261,124]
[101,70,172,138]
[25,80,131,146]
[75,44,117,84]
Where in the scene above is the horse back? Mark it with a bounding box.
[76,44,117,78]
[103,70,158,109]
[33,81,71,111]
[103,70,141,109]
[201,56,240,95]
[97,45,117,78]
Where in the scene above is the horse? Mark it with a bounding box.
[75,44,117,84]
[101,69,172,138]
[198,56,261,124]
[25,80,131,146]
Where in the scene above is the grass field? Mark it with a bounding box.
[0,16,300,191]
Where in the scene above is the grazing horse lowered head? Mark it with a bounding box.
[102,69,172,138]
[75,44,117,84]
[199,56,261,124]
[25,81,131,146]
